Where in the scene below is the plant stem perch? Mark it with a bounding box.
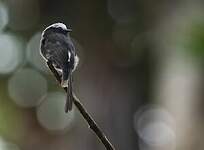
[46,61,115,150]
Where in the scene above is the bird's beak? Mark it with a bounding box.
[66,28,72,32]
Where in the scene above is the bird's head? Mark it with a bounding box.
[42,23,72,37]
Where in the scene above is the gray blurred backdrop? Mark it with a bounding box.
[0,0,204,150]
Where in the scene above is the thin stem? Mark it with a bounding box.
[46,61,115,150]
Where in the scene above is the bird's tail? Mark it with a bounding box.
[65,76,73,112]
[61,66,69,87]
[62,67,73,112]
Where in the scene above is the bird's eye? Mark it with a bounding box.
[61,28,69,34]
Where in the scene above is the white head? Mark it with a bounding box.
[46,23,70,30]
[42,22,72,37]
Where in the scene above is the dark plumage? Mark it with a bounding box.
[40,23,79,112]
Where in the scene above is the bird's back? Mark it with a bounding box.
[41,33,75,69]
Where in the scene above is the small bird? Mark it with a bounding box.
[40,22,79,112]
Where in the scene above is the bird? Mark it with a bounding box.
[40,22,79,112]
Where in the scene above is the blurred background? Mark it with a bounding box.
[0,0,204,150]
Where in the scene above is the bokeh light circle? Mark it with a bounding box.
[36,92,75,132]
[8,68,47,107]
[111,25,147,67]
[0,2,9,31]
[26,32,50,73]
[0,137,21,150]
[6,0,40,30]
[0,33,24,74]
[139,122,175,147]
[133,105,176,148]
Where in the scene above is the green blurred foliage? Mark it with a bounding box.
[186,21,204,62]
[0,80,26,142]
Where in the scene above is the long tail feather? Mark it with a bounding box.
[65,75,73,112]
